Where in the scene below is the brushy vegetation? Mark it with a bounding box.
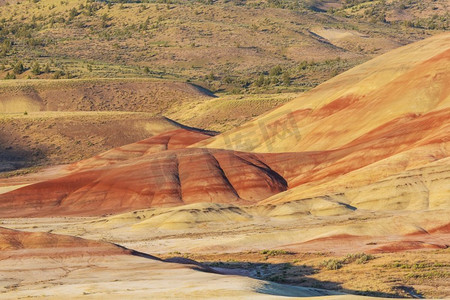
[0,0,443,93]
[406,271,449,279]
[321,259,343,270]
[335,0,449,29]
[343,252,375,264]
[382,261,449,269]
[260,249,292,256]
[164,249,449,298]
[380,260,450,285]
[320,253,375,270]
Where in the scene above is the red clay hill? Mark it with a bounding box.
[0,227,131,258]
[0,33,449,218]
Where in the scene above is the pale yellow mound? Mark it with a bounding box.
[195,33,450,152]
[103,203,252,230]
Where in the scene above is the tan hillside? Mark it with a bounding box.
[0,112,190,172]
[0,0,443,94]
[0,79,213,113]
[0,84,294,173]
[191,33,450,225]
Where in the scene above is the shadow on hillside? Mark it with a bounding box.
[0,134,47,174]
[163,117,220,135]
[189,83,218,98]
[199,261,407,298]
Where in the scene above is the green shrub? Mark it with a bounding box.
[4,72,16,79]
[255,74,265,87]
[321,253,375,270]
[52,70,65,79]
[344,253,375,264]
[269,65,282,76]
[282,72,290,86]
[43,63,51,73]
[260,249,290,256]
[321,259,343,270]
[13,61,25,74]
[31,61,41,75]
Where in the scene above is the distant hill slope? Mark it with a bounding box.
[0,112,206,173]
[0,78,215,173]
[333,0,449,25]
[0,79,294,173]
[0,79,213,113]
[0,0,443,94]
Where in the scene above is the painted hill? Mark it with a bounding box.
[0,227,347,299]
[0,81,294,173]
[195,33,450,152]
[0,33,449,299]
[0,149,287,217]
[193,33,450,212]
[0,227,127,255]
[0,33,449,221]
[0,78,216,172]
[68,128,216,172]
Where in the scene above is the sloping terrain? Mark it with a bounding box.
[0,148,288,217]
[193,33,450,212]
[0,32,449,299]
[1,33,449,218]
[0,0,442,94]
[0,78,216,171]
[69,128,216,172]
[0,226,128,255]
[0,81,294,173]
[0,79,213,113]
[334,0,449,25]
[0,227,347,299]
[167,92,297,132]
[195,33,450,152]
[0,112,208,173]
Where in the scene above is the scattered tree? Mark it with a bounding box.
[269,65,282,76]
[255,74,265,87]
[43,63,51,73]
[31,61,41,75]
[282,71,290,86]
[4,72,16,79]
[13,61,25,74]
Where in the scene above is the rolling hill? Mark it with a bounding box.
[1,33,448,221]
[0,227,347,299]
[0,10,449,299]
[0,79,296,173]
